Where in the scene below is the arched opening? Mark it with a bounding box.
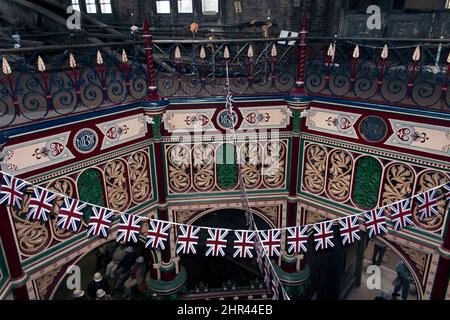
[347,237,420,300]
[179,208,270,291]
[52,240,157,300]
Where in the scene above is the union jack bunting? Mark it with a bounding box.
[233,230,255,258]
[390,199,413,230]
[271,277,280,300]
[339,215,360,245]
[313,221,334,251]
[0,174,27,209]
[364,208,388,238]
[176,225,200,255]
[205,229,229,257]
[56,197,86,232]
[27,186,56,222]
[263,258,271,288]
[146,220,171,250]
[416,189,439,221]
[286,226,308,254]
[87,206,114,238]
[260,229,281,257]
[254,234,265,272]
[116,213,142,243]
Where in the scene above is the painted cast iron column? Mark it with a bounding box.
[142,18,186,297]
[143,17,160,101]
[282,13,311,274]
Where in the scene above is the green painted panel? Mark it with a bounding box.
[77,169,106,220]
[216,143,238,190]
[352,156,382,209]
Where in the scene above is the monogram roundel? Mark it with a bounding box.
[73,128,99,154]
[217,109,238,129]
[358,116,387,143]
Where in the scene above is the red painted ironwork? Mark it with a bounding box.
[294,13,308,95]
[143,17,160,100]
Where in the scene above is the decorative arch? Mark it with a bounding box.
[374,237,424,300]
[185,206,276,230]
[48,237,159,300]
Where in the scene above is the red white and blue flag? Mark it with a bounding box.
[205,229,229,257]
[146,220,171,250]
[116,213,142,243]
[87,206,114,238]
[444,183,450,202]
[233,230,255,258]
[416,189,439,221]
[0,173,27,209]
[390,199,413,230]
[176,225,200,255]
[339,215,360,245]
[313,221,334,250]
[286,226,308,254]
[260,229,281,257]
[364,208,388,238]
[56,197,86,232]
[27,186,56,222]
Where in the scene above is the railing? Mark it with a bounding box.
[305,37,450,112]
[0,41,149,129]
[0,19,449,130]
[153,38,297,98]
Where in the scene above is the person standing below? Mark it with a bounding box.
[123,256,146,300]
[96,289,112,300]
[372,238,387,266]
[87,272,110,300]
[106,244,126,278]
[72,289,86,300]
[392,261,412,300]
[113,246,136,293]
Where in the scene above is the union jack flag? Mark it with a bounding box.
[444,182,450,201]
[176,225,200,255]
[87,206,114,238]
[116,213,142,243]
[205,228,229,257]
[444,183,450,202]
[27,186,56,222]
[416,189,439,221]
[233,230,255,258]
[339,215,360,245]
[364,208,388,238]
[313,221,334,251]
[0,174,27,209]
[146,220,171,250]
[260,229,281,257]
[390,199,413,230]
[56,197,86,232]
[286,226,308,254]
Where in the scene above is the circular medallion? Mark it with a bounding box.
[217,110,238,129]
[359,116,387,143]
[73,128,99,154]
